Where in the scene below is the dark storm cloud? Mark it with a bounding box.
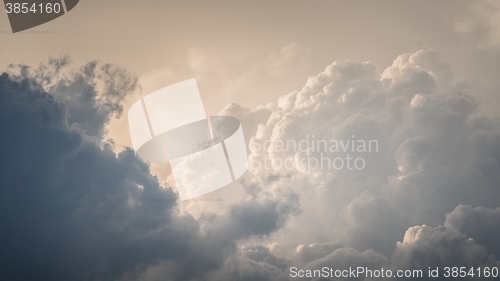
[0,72,174,280]
[6,57,139,139]
[0,67,296,281]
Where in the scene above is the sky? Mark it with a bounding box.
[1,0,500,280]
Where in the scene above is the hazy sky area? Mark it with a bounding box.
[1,1,500,280]
[2,0,500,113]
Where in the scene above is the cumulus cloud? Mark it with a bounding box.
[296,242,344,264]
[392,225,498,279]
[445,205,500,258]
[222,49,500,269]
[0,61,296,281]
[6,56,139,139]
[2,48,500,281]
[204,245,292,281]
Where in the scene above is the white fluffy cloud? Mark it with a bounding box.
[392,225,498,277]
[218,49,500,278]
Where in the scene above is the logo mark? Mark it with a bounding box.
[4,0,79,33]
[128,79,248,201]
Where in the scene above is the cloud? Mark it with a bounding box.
[106,66,180,153]
[205,245,291,281]
[454,0,500,47]
[3,48,500,280]
[218,102,273,144]
[6,56,139,139]
[185,43,312,111]
[392,225,499,279]
[296,242,344,264]
[224,49,500,266]
[266,43,311,77]
[445,205,500,257]
[0,62,296,281]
